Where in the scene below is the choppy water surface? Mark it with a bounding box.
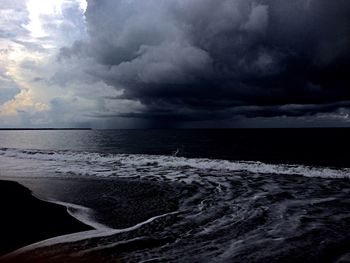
[0,130,350,262]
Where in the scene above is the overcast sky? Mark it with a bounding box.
[0,0,350,128]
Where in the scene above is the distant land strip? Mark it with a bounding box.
[0,128,92,130]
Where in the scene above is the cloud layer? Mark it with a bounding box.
[58,0,350,126]
[1,0,350,128]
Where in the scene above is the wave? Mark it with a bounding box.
[3,210,179,261]
[0,148,349,180]
[2,148,350,262]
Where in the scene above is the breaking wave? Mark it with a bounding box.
[2,147,350,262]
[0,147,349,180]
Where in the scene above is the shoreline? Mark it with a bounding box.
[0,180,92,257]
[0,177,181,262]
[14,177,180,230]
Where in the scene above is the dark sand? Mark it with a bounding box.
[0,177,181,262]
[15,177,180,229]
[0,180,92,256]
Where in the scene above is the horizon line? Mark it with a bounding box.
[1,127,350,130]
[0,128,92,130]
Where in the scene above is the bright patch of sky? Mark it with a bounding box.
[0,0,115,128]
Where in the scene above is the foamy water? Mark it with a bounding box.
[1,147,350,262]
[0,148,349,181]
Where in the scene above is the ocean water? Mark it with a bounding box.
[0,129,350,262]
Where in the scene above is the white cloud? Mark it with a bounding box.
[0,0,100,127]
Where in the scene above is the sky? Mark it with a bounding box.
[0,0,350,128]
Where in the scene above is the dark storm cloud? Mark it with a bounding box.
[61,0,350,122]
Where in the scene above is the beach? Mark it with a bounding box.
[0,177,182,262]
[0,130,350,262]
[0,180,92,257]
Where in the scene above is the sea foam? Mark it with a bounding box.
[0,148,349,180]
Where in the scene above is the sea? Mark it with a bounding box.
[0,129,350,262]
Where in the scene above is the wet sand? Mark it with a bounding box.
[0,180,92,256]
[0,177,182,262]
[15,177,180,229]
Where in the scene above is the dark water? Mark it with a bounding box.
[0,129,349,167]
[0,129,350,262]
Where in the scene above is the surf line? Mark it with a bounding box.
[2,210,180,260]
[53,200,112,231]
